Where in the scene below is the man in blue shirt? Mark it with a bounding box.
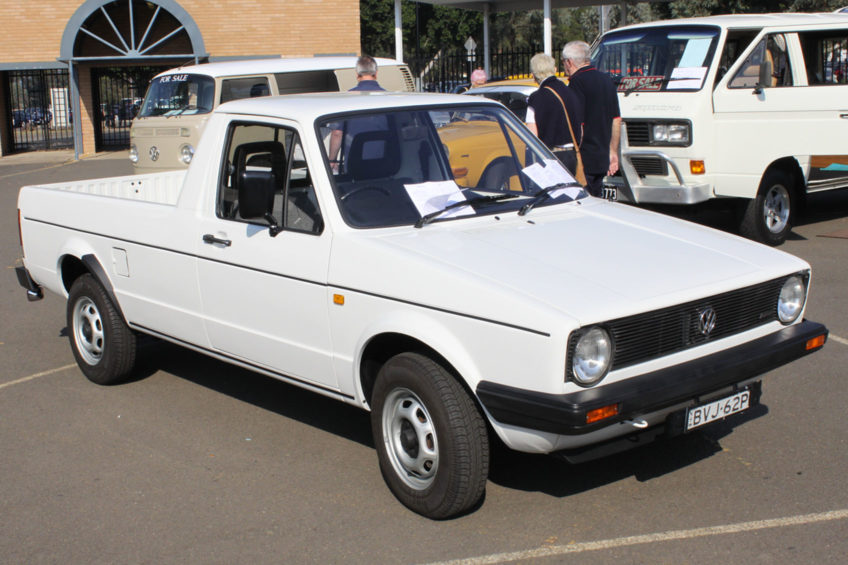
[562,41,621,197]
[349,55,386,92]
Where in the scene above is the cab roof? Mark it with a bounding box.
[216,91,500,122]
[608,12,848,33]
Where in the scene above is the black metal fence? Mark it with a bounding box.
[92,66,169,149]
[408,46,542,92]
[6,69,74,152]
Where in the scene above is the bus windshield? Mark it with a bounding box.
[593,25,720,94]
[138,74,215,117]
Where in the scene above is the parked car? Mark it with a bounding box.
[462,78,537,120]
[11,109,27,128]
[16,92,828,519]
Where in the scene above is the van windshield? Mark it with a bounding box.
[593,25,720,93]
[138,74,215,117]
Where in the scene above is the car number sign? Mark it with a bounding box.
[686,389,750,431]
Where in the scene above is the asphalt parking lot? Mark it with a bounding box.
[2,150,847,564]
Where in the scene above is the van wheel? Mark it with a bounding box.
[740,169,794,246]
[371,352,489,519]
[67,274,137,385]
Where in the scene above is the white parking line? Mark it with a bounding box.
[423,509,848,565]
[0,364,77,391]
[830,334,848,346]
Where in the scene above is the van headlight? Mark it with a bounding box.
[179,144,194,164]
[129,144,139,163]
[570,327,613,386]
[777,274,807,324]
[651,122,691,146]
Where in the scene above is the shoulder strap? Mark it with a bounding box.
[544,85,580,150]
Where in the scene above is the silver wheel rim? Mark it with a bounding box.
[763,184,790,234]
[73,297,104,366]
[381,387,439,490]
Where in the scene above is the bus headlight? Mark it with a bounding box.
[651,122,691,146]
[129,144,139,163]
[778,275,806,324]
[179,144,194,164]
[571,327,613,386]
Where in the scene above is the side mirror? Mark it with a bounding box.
[754,59,773,94]
[232,140,286,222]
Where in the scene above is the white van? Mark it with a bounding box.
[594,12,848,245]
[129,57,414,173]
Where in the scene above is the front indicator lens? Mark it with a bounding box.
[778,275,806,324]
[572,327,612,386]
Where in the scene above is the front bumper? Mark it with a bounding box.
[477,320,827,437]
[610,150,712,204]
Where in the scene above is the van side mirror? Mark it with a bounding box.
[754,59,773,94]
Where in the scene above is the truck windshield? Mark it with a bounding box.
[318,104,587,228]
[594,25,720,93]
[138,74,215,117]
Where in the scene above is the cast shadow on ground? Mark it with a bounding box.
[119,337,768,502]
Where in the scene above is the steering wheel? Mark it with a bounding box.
[340,185,391,201]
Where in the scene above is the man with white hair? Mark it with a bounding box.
[562,40,621,197]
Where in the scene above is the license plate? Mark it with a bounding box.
[686,389,751,431]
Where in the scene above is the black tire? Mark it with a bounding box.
[739,168,795,246]
[477,158,514,191]
[371,352,489,519]
[67,274,137,385]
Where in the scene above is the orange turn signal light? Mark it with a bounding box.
[690,160,705,175]
[806,335,826,350]
[586,403,619,424]
[333,294,345,306]
[452,167,469,179]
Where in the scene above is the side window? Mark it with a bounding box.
[218,123,323,235]
[798,30,848,85]
[729,34,792,89]
[219,76,271,104]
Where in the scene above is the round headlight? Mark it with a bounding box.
[572,327,612,386]
[128,144,138,163]
[179,144,194,164]
[778,275,806,324]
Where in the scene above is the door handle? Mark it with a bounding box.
[840,114,848,119]
[202,234,232,247]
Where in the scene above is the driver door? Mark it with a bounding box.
[195,120,337,391]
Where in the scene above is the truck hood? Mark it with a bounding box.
[331,199,808,327]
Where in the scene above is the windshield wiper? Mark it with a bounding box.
[415,193,518,228]
[624,76,664,96]
[517,182,581,216]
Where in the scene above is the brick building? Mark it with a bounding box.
[0,0,360,158]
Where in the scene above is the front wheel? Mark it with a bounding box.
[371,352,489,519]
[67,274,137,385]
[739,169,795,246]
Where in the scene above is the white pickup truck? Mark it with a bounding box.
[16,92,828,519]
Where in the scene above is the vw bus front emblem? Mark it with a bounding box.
[149,146,160,161]
[698,307,717,336]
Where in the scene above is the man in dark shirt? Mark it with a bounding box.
[525,53,584,177]
[349,55,386,92]
[562,41,621,197]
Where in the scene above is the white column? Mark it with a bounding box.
[394,0,403,62]
[544,0,552,56]
[483,3,491,77]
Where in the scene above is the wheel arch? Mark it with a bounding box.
[358,331,480,411]
[60,253,127,323]
[762,157,804,200]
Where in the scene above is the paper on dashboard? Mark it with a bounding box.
[521,160,582,199]
[404,180,474,218]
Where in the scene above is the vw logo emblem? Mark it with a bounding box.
[149,146,160,161]
[698,307,717,336]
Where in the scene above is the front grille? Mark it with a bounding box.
[567,275,803,375]
[630,156,668,176]
[625,121,650,145]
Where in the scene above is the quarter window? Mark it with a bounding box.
[798,30,848,85]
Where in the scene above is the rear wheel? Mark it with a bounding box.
[371,352,489,519]
[740,168,795,246]
[67,274,137,385]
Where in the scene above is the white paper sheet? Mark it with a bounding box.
[521,160,582,199]
[404,181,474,218]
